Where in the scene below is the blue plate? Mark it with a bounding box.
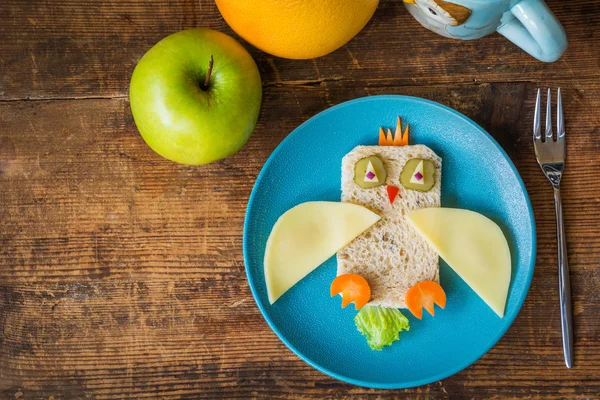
[243,95,536,389]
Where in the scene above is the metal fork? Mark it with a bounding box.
[533,88,573,368]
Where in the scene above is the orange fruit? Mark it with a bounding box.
[215,0,380,59]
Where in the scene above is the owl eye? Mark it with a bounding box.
[400,158,436,192]
[354,156,386,189]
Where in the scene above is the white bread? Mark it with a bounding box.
[337,145,441,308]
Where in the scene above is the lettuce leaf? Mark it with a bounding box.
[354,305,410,351]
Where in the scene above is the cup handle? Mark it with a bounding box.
[496,0,567,62]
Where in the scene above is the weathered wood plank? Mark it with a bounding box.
[1,0,599,100]
[0,279,599,399]
[1,82,599,284]
[1,80,600,398]
[2,0,600,396]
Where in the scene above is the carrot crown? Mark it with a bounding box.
[378,117,409,146]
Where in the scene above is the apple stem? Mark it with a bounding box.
[201,55,214,91]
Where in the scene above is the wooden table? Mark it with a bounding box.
[1,0,599,398]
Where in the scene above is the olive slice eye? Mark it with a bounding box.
[400,158,436,192]
[354,156,386,189]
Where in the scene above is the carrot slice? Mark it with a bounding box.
[330,274,371,310]
[393,117,404,146]
[405,280,446,319]
[379,118,409,146]
[401,125,409,146]
[386,129,394,145]
[378,127,387,146]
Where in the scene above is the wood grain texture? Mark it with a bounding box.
[1,0,600,398]
[1,0,600,101]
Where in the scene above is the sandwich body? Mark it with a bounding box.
[337,145,441,309]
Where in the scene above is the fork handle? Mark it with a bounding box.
[554,187,574,368]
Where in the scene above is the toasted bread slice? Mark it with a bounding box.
[337,145,441,308]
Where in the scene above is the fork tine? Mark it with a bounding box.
[557,88,565,139]
[534,88,542,140]
[546,88,552,140]
[546,88,553,140]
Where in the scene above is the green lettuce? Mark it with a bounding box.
[354,305,410,350]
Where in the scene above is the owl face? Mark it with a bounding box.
[353,153,435,204]
[404,0,471,38]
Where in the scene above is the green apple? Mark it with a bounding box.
[130,28,262,165]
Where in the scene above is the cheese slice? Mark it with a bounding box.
[406,208,511,317]
[409,160,425,185]
[364,161,379,183]
[265,201,380,304]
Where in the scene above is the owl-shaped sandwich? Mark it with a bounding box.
[337,118,442,309]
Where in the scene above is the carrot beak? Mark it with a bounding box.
[386,185,400,205]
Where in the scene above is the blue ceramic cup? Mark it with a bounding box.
[403,0,567,62]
